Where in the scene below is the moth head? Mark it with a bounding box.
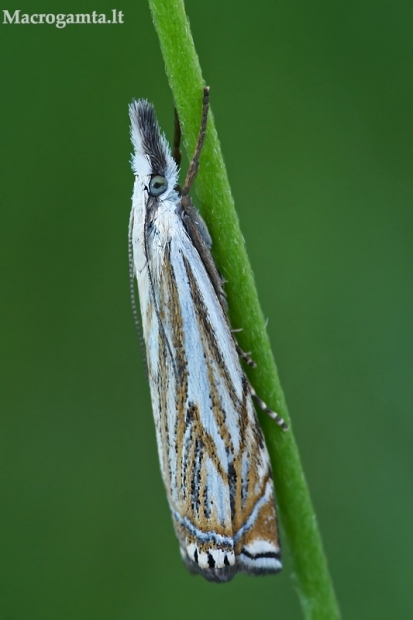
[129,99,178,199]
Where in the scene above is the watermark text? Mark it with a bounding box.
[3,10,124,28]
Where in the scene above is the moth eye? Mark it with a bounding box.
[149,175,168,197]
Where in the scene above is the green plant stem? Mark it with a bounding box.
[147,1,341,617]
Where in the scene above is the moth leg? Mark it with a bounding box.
[182,86,210,201]
[236,344,257,368]
[184,199,213,248]
[231,326,256,367]
[249,385,288,430]
[173,107,182,168]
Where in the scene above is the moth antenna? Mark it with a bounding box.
[173,106,182,168]
[182,87,210,200]
[128,208,148,374]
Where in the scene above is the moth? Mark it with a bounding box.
[128,88,287,582]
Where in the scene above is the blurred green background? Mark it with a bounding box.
[1,0,412,618]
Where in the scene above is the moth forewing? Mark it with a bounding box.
[129,90,284,582]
